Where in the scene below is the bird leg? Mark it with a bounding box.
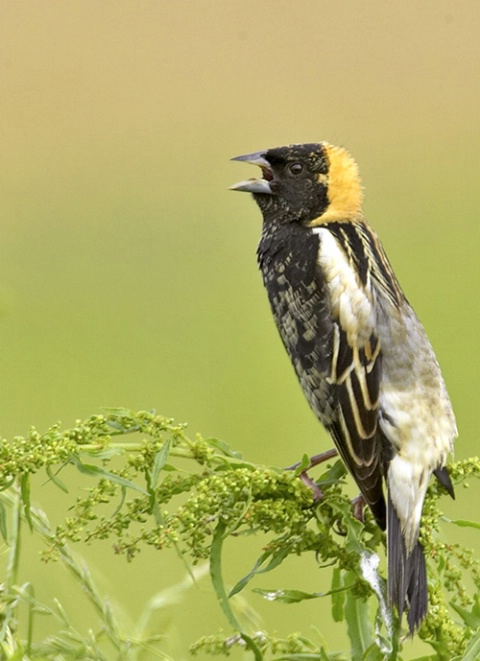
[299,472,324,501]
[285,448,338,501]
[351,493,366,523]
[286,450,367,522]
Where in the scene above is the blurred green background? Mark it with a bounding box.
[1,1,479,658]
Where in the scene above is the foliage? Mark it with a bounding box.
[0,409,479,660]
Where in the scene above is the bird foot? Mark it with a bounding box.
[286,450,367,521]
[351,493,366,523]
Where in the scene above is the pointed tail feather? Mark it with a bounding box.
[387,491,428,634]
[433,466,455,499]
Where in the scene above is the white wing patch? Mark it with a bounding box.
[314,228,375,346]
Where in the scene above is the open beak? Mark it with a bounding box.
[229,151,274,194]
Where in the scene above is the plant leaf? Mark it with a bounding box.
[70,457,148,495]
[450,598,480,629]
[0,500,8,542]
[20,474,33,530]
[204,437,243,459]
[447,518,480,530]
[331,567,345,622]
[229,543,293,598]
[46,464,69,493]
[361,643,385,661]
[111,486,127,518]
[210,520,263,661]
[344,570,373,661]
[253,588,340,604]
[81,447,125,460]
[317,459,347,486]
[293,454,311,477]
[152,438,172,488]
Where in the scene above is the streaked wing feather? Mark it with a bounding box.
[316,224,386,527]
[328,324,386,528]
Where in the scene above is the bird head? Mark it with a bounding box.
[230,142,363,225]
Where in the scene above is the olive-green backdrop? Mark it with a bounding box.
[2,2,479,658]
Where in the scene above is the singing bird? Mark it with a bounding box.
[230,142,457,633]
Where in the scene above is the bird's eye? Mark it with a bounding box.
[288,162,304,176]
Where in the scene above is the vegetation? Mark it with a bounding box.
[0,409,479,660]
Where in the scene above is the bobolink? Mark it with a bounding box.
[230,142,457,633]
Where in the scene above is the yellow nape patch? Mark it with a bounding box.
[309,143,364,225]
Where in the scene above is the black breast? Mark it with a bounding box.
[257,222,336,424]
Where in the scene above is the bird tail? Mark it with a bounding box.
[387,491,428,634]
